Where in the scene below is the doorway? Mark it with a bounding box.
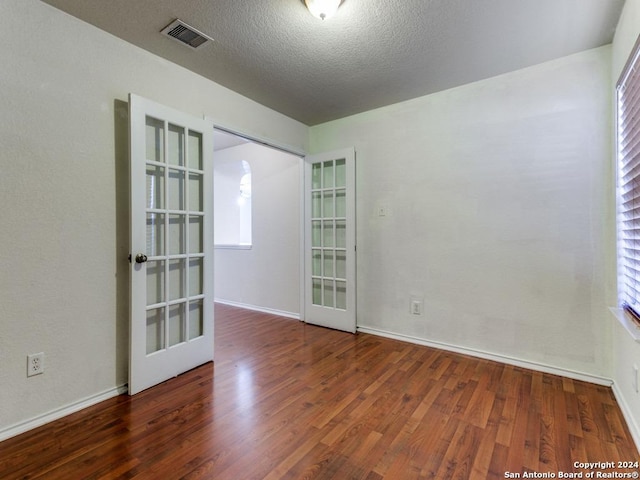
[213,129,303,319]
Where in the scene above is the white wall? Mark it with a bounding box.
[0,0,307,436]
[310,47,612,381]
[214,143,301,316]
[214,156,252,245]
[611,0,640,448]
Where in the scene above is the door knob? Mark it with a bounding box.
[135,253,148,264]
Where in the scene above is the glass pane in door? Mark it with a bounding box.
[336,281,347,310]
[323,161,334,188]
[189,258,203,296]
[189,300,204,339]
[323,191,334,217]
[323,250,334,277]
[168,124,184,167]
[189,173,203,211]
[188,131,202,170]
[146,213,165,256]
[146,307,165,354]
[146,165,165,209]
[312,163,322,189]
[146,117,164,163]
[312,221,322,247]
[323,280,334,307]
[335,220,346,249]
[335,189,346,217]
[312,192,322,218]
[323,221,334,248]
[168,259,185,301]
[168,215,185,255]
[312,279,322,305]
[168,170,185,211]
[146,260,165,305]
[168,303,186,347]
[189,216,203,254]
[335,158,346,187]
[336,251,346,279]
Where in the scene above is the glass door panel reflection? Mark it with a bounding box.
[168,170,185,211]
[168,215,186,255]
[189,300,204,339]
[145,117,164,163]
[189,173,203,212]
[168,303,186,347]
[146,165,165,209]
[189,258,203,297]
[189,216,203,254]
[187,131,203,170]
[146,308,165,354]
[146,213,165,256]
[146,260,165,305]
[168,124,184,167]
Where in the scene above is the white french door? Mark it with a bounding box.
[129,94,214,395]
[304,148,356,333]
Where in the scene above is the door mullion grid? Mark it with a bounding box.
[320,161,326,308]
[148,297,198,310]
[322,159,337,310]
[332,159,337,307]
[184,127,191,343]
[312,166,321,308]
[163,119,170,352]
[311,158,347,310]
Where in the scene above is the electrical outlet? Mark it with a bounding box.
[411,300,423,315]
[410,295,424,315]
[27,353,44,377]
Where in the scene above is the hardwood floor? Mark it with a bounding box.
[2,304,638,479]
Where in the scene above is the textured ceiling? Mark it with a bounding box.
[40,0,625,126]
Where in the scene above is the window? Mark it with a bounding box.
[616,36,640,329]
[214,159,252,247]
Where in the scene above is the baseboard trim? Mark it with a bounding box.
[3,327,629,448]
[215,299,300,320]
[0,384,127,443]
[612,382,640,453]
[357,325,613,387]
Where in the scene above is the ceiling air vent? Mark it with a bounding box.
[160,19,213,49]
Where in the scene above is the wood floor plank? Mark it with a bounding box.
[505,370,533,472]
[1,303,637,479]
[470,394,502,479]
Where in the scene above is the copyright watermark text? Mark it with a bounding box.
[503,461,639,479]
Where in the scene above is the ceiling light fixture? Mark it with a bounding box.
[305,0,342,20]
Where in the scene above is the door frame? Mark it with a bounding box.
[209,123,356,328]
[210,124,308,320]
